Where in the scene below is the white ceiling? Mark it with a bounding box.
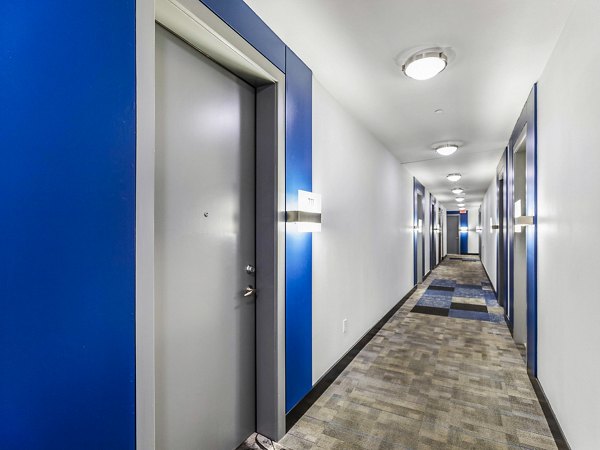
[244,0,574,209]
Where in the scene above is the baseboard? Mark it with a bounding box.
[285,285,418,431]
[481,261,497,296]
[528,375,571,449]
[423,270,432,281]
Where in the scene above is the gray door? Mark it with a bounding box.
[155,24,256,450]
[447,215,460,254]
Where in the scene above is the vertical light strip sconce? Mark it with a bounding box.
[514,199,534,232]
[286,190,322,232]
[459,226,468,233]
[414,219,423,233]
[514,199,523,233]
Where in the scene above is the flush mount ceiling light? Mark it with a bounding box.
[457,203,465,208]
[456,197,465,202]
[451,187,464,195]
[446,173,461,182]
[402,51,448,81]
[434,143,459,156]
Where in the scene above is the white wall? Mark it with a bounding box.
[537,0,600,447]
[312,80,415,383]
[480,178,498,289]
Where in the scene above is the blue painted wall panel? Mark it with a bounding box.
[200,0,286,72]
[0,2,136,448]
[285,48,313,412]
[460,211,469,254]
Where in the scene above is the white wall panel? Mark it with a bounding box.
[537,1,600,446]
[480,178,498,289]
[312,80,414,383]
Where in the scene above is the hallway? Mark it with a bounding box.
[281,257,557,450]
[7,0,600,448]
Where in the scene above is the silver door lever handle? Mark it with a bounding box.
[243,286,257,297]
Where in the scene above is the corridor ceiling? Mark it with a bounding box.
[244,0,574,209]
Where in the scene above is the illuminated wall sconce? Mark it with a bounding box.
[413,219,423,233]
[286,190,322,232]
[514,199,534,233]
[459,226,468,233]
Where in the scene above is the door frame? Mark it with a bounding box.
[430,194,436,271]
[496,150,508,316]
[413,178,426,285]
[507,85,538,376]
[438,206,444,262]
[136,0,288,445]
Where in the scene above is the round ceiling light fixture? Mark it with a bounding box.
[402,51,448,81]
[446,173,462,182]
[457,203,465,208]
[456,196,465,202]
[434,143,459,156]
[451,187,464,195]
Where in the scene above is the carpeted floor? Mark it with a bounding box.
[280,256,557,449]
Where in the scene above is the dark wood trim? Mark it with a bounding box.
[285,285,418,431]
[423,270,432,281]
[528,375,571,449]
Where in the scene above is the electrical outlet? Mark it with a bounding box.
[342,318,348,333]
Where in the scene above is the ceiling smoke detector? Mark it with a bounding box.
[402,51,448,81]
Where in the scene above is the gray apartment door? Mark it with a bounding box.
[447,215,460,254]
[155,24,256,450]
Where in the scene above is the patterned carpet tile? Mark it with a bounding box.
[280,255,556,450]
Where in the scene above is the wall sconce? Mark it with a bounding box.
[490,216,499,231]
[514,199,534,233]
[286,190,322,232]
[459,226,468,233]
[413,219,423,233]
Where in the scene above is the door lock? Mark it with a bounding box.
[245,265,256,274]
[243,286,257,297]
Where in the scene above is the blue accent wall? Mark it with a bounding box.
[0,1,136,449]
[284,48,313,413]
[460,211,469,254]
[200,0,286,72]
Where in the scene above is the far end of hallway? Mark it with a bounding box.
[279,257,560,450]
